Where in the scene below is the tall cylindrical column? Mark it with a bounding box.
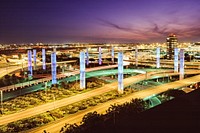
[174,48,179,72]
[33,49,37,70]
[80,51,85,89]
[27,50,33,78]
[179,49,184,80]
[98,47,102,65]
[111,46,114,63]
[51,51,57,84]
[156,47,160,68]
[118,52,123,94]
[86,48,89,66]
[42,48,46,70]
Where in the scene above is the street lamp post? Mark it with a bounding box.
[53,94,55,109]
[167,74,169,82]
[0,91,3,114]
[145,71,148,79]
[22,62,24,71]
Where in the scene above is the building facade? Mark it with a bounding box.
[166,34,178,59]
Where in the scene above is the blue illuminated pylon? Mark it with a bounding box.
[86,48,89,66]
[156,47,160,68]
[80,51,85,89]
[98,47,102,65]
[111,47,114,63]
[118,52,123,94]
[51,51,57,84]
[27,50,33,77]
[179,49,184,80]
[135,46,138,67]
[33,49,37,70]
[174,48,179,72]
[42,48,46,70]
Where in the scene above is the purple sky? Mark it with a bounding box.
[0,0,200,44]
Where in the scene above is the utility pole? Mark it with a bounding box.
[0,91,3,114]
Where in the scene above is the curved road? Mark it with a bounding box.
[0,69,199,126]
[0,70,168,125]
[28,73,200,133]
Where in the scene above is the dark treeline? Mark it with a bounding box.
[60,89,200,133]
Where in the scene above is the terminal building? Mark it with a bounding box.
[166,34,178,59]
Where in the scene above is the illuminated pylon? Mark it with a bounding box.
[33,49,37,70]
[179,49,184,80]
[156,47,160,68]
[51,51,57,84]
[174,48,178,72]
[42,48,46,70]
[80,51,85,89]
[98,47,102,65]
[86,48,89,66]
[111,46,114,63]
[27,50,33,77]
[118,52,123,94]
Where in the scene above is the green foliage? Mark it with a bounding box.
[78,102,88,110]
[87,100,97,106]
[60,123,80,133]
[62,98,147,133]
[68,107,79,114]
[49,110,64,119]
[164,89,186,98]
[82,111,102,126]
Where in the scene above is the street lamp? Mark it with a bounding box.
[53,94,56,109]
[145,71,148,79]
[0,91,3,114]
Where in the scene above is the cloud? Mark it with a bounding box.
[97,19,139,34]
[97,18,200,42]
[151,23,169,35]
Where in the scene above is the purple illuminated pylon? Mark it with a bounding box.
[118,52,123,94]
[51,51,57,84]
[98,47,102,65]
[80,51,85,89]
[42,48,46,70]
[174,48,178,72]
[33,49,37,70]
[111,47,114,63]
[179,49,184,80]
[27,50,33,77]
[156,47,160,68]
[86,48,89,66]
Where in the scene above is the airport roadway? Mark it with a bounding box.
[0,70,169,125]
[27,74,200,133]
[2,68,139,101]
[129,60,200,69]
[1,69,200,126]
[0,60,77,78]
[0,64,123,92]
